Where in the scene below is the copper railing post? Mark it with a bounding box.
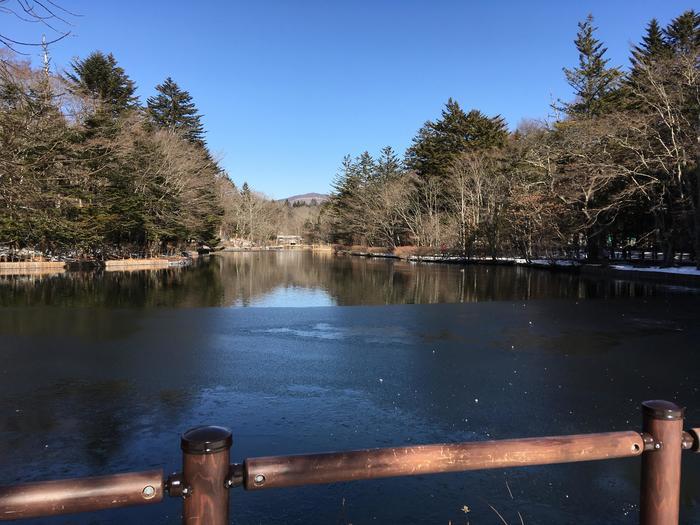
[640,400,684,525]
[181,426,232,525]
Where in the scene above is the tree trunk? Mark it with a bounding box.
[694,115,700,269]
[586,230,601,263]
[663,238,675,267]
[695,191,700,269]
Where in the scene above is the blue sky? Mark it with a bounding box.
[3,1,696,198]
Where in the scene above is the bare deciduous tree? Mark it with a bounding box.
[0,0,76,54]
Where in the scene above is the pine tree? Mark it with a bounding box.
[67,52,138,114]
[355,151,375,184]
[331,156,361,203]
[631,19,670,71]
[625,19,672,99]
[147,77,206,147]
[329,155,363,244]
[406,98,507,183]
[664,10,700,54]
[561,15,621,118]
[376,146,401,181]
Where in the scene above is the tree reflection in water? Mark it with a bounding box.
[0,251,685,308]
[1,253,699,524]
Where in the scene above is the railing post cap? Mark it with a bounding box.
[642,400,685,420]
[181,425,232,454]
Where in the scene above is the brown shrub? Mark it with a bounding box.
[393,246,441,257]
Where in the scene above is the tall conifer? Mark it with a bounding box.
[147,77,206,147]
[561,15,621,118]
[67,52,138,115]
[406,98,506,183]
[376,146,401,181]
[664,10,700,54]
[631,19,670,71]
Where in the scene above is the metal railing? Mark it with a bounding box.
[0,400,698,524]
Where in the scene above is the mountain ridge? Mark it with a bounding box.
[281,192,329,204]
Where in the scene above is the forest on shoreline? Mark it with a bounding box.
[0,49,323,260]
[1,9,698,267]
[327,10,700,267]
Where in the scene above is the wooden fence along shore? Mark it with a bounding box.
[0,246,330,276]
[0,257,196,276]
[0,261,67,277]
[0,261,66,271]
[0,246,336,275]
[0,400,697,524]
[104,258,172,270]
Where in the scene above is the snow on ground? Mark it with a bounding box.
[514,258,580,267]
[347,249,700,277]
[410,255,700,276]
[610,264,700,276]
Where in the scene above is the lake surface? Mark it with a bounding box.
[1,251,700,524]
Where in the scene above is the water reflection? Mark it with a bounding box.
[0,251,694,308]
[2,253,700,524]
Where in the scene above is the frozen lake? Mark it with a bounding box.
[1,251,699,523]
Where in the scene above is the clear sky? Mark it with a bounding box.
[3,0,696,198]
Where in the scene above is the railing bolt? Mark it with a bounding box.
[165,472,188,498]
[141,485,156,499]
[225,463,244,489]
[254,474,266,485]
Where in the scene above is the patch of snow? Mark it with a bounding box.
[610,265,700,276]
[362,250,698,277]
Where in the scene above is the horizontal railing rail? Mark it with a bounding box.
[0,470,164,520]
[241,431,646,490]
[0,400,698,524]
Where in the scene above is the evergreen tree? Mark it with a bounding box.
[328,155,363,244]
[331,156,361,204]
[147,77,206,146]
[356,151,376,184]
[556,16,623,261]
[625,19,672,103]
[67,52,138,114]
[376,146,401,181]
[561,15,621,118]
[406,98,507,183]
[0,67,87,253]
[664,10,700,54]
[631,19,670,71]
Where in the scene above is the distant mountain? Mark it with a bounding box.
[282,192,329,205]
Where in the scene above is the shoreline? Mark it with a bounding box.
[0,261,66,270]
[337,249,700,287]
[0,256,194,276]
[0,246,335,276]
[2,249,699,287]
[219,244,333,252]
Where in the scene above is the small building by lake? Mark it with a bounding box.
[277,235,303,246]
